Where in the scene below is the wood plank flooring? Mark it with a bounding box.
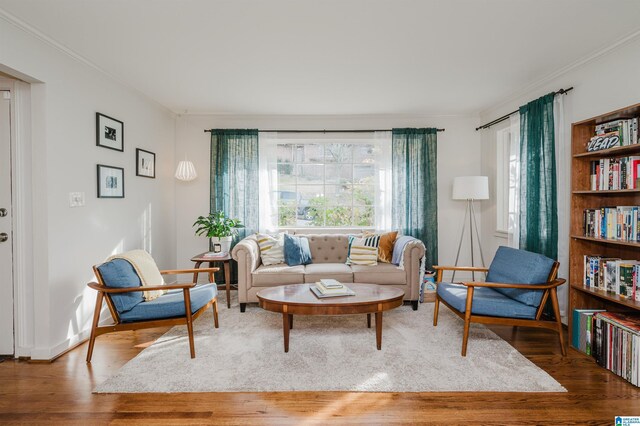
[0,318,638,425]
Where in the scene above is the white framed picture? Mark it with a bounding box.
[96,112,124,151]
[136,148,156,178]
[97,164,125,198]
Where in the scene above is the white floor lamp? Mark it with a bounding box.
[452,176,489,282]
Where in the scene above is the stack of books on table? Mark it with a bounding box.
[203,251,229,258]
[310,279,355,298]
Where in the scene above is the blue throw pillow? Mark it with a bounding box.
[96,259,144,313]
[283,234,313,266]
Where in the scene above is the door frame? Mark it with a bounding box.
[0,77,34,358]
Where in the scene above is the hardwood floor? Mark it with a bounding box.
[0,320,638,425]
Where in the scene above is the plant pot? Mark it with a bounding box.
[210,236,233,253]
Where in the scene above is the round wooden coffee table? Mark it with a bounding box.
[256,283,404,352]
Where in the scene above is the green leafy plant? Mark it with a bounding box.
[193,211,244,238]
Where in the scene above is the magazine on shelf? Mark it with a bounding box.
[203,251,229,258]
[310,284,355,298]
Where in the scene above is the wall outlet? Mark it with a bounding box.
[69,192,85,207]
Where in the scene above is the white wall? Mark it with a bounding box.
[0,18,177,359]
[175,114,482,279]
[479,35,640,316]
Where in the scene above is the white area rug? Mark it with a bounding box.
[95,295,565,393]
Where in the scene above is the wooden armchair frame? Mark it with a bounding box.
[86,265,220,363]
[432,262,566,356]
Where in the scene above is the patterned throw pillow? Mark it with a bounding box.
[346,235,379,266]
[363,231,398,263]
[256,233,285,266]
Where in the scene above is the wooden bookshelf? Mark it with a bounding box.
[569,102,640,351]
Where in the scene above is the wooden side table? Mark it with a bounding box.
[191,252,233,308]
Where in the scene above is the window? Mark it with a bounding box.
[259,133,392,230]
[496,119,520,237]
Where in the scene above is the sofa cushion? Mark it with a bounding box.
[303,263,354,283]
[437,282,537,319]
[346,235,379,266]
[284,234,313,266]
[256,232,285,266]
[304,234,350,263]
[119,284,217,323]
[352,263,405,285]
[486,246,554,307]
[97,259,144,314]
[252,264,305,286]
[364,231,398,263]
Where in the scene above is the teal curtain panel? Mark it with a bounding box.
[519,93,558,260]
[391,128,438,269]
[210,129,259,282]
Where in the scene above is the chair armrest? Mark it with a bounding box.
[87,281,196,294]
[461,278,566,290]
[160,268,220,275]
[433,265,490,273]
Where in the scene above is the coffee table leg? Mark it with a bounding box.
[282,313,290,353]
[289,314,293,329]
[367,313,371,328]
[375,312,383,350]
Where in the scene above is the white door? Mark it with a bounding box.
[0,90,14,355]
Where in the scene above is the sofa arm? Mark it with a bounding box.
[401,239,426,301]
[231,236,261,302]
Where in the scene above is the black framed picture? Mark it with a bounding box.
[96,112,124,151]
[136,148,156,178]
[97,164,125,198]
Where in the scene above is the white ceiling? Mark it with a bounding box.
[1,0,640,115]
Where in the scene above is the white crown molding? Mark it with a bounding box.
[0,7,177,118]
[479,27,640,117]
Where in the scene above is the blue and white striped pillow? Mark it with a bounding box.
[346,235,379,266]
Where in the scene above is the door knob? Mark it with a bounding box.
[0,233,7,242]
[0,208,6,217]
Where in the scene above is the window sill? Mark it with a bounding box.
[494,230,508,240]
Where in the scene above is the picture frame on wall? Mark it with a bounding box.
[96,112,124,151]
[97,164,125,198]
[136,148,156,178]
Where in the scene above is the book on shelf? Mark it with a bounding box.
[582,255,639,300]
[587,117,639,152]
[583,205,640,242]
[589,155,640,191]
[310,284,355,298]
[592,312,640,387]
[572,308,606,355]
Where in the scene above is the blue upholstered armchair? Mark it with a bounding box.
[433,246,566,356]
[86,253,220,362]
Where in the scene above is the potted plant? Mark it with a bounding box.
[193,211,244,253]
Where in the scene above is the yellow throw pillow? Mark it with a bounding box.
[364,231,398,263]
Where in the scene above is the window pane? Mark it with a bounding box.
[353,144,376,164]
[353,206,374,227]
[325,206,353,226]
[277,144,293,163]
[295,144,323,163]
[354,164,375,184]
[277,163,296,185]
[297,164,324,184]
[325,144,353,163]
[325,164,352,184]
[353,185,374,206]
[325,184,352,204]
[278,206,297,227]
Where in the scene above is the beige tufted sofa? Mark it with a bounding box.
[231,233,425,312]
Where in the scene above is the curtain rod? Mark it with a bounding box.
[475,87,573,131]
[204,128,445,134]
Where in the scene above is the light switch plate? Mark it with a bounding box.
[69,192,85,207]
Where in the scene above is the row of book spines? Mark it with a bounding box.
[582,256,640,301]
[594,118,639,143]
[592,315,640,387]
[589,156,640,190]
[583,206,640,242]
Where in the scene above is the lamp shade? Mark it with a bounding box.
[452,176,489,200]
[175,160,197,181]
